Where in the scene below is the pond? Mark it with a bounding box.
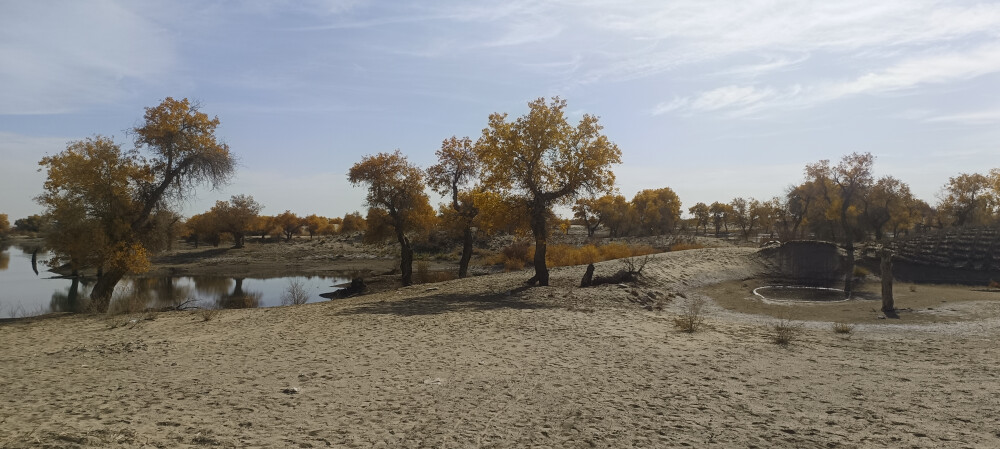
[0,242,347,319]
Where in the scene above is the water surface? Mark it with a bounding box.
[0,242,346,318]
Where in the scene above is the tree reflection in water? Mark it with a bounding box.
[0,246,9,271]
[216,278,261,309]
[49,277,92,313]
[193,276,232,297]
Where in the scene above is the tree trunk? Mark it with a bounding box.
[880,249,894,314]
[90,268,126,312]
[843,241,855,298]
[529,238,549,286]
[526,210,549,286]
[458,226,474,278]
[580,263,595,287]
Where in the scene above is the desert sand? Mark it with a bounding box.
[3,247,1000,448]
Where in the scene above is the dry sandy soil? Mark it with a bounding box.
[3,246,1000,448]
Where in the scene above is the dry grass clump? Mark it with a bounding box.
[669,242,705,252]
[198,306,220,322]
[832,321,855,334]
[770,319,802,346]
[673,296,706,333]
[488,241,659,271]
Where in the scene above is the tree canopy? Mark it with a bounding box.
[476,97,621,286]
[427,136,480,277]
[349,150,435,286]
[36,98,235,310]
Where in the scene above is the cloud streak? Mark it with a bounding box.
[654,43,1000,117]
[0,1,175,115]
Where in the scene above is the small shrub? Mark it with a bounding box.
[832,321,854,334]
[198,308,220,322]
[853,266,870,278]
[909,284,917,292]
[989,280,1000,289]
[673,296,706,333]
[105,315,131,329]
[491,240,531,271]
[281,279,310,305]
[770,319,801,346]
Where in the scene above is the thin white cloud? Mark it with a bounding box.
[0,1,175,115]
[828,44,1000,97]
[711,54,810,79]
[656,43,1000,117]
[925,109,1000,125]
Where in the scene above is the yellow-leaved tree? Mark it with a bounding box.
[687,202,710,236]
[803,152,875,298]
[209,194,262,248]
[426,136,480,278]
[631,187,682,236]
[273,211,303,242]
[37,98,234,311]
[938,172,997,227]
[476,97,621,286]
[348,150,435,286]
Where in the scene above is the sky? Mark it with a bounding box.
[2,0,999,221]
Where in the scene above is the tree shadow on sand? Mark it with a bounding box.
[332,287,558,317]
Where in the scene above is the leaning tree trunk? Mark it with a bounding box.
[880,248,894,314]
[90,268,127,312]
[458,226,474,278]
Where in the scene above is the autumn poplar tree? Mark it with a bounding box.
[573,196,603,237]
[210,194,262,248]
[273,211,303,241]
[708,202,733,237]
[427,136,480,278]
[476,97,621,286]
[349,150,435,286]
[595,194,630,238]
[804,153,875,298]
[38,98,234,310]
[631,188,682,236]
[688,203,710,235]
[938,173,996,226]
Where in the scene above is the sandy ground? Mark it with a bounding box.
[3,247,1000,448]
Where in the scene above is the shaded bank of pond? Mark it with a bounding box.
[0,242,347,319]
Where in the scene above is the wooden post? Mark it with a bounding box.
[880,248,894,314]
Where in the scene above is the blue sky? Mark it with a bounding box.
[2,0,999,221]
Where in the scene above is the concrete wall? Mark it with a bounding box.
[757,240,845,286]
